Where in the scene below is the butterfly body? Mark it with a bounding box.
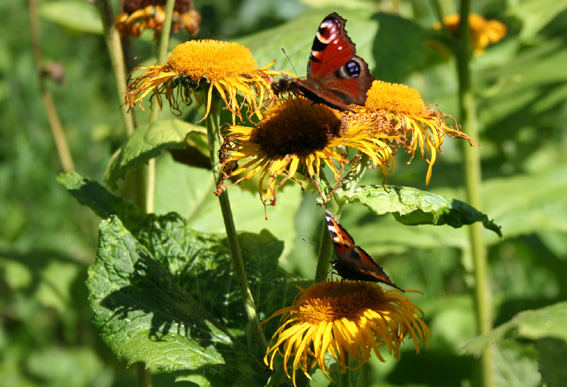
[274,13,375,111]
[325,210,403,291]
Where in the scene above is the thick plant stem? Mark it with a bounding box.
[205,96,267,348]
[337,370,350,387]
[135,363,152,387]
[29,0,75,172]
[145,0,176,213]
[455,1,494,387]
[314,178,343,283]
[314,218,336,283]
[337,352,351,387]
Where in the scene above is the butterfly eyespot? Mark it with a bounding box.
[345,60,361,77]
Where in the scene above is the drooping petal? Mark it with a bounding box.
[263,281,431,386]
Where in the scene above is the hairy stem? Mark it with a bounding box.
[205,95,266,348]
[455,1,494,386]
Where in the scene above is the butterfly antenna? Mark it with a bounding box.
[281,48,298,74]
[301,237,318,248]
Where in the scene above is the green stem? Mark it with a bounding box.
[455,2,494,387]
[156,0,176,61]
[135,363,152,387]
[314,216,336,283]
[145,0,176,213]
[337,370,350,387]
[205,93,267,348]
[314,175,342,283]
[336,352,351,387]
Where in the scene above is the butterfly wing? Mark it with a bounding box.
[325,209,356,255]
[301,13,375,108]
[324,210,403,291]
[307,13,355,80]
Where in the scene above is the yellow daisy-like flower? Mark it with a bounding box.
[344,80,473,184]
[126,39,277,120]
[216,96,394,205]
[433,13,507,54]
[264,281,430,386]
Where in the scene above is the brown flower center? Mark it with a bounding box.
[251,97,341,158]
[297,281,389,323]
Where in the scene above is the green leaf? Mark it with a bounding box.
[88,216,232,372]
[461,301,567,356]
[88,213,288,383]
[58,171,143,225]
[509,0,567,41]
[104,119,207,188]
[345,185,502,236]
[61,172,298,383]
[481,167,567,239]
[535,338,567,387]
[39,1,103,34]
[479,40,567,132]
[340,166,567,254]
[26,347,112,387]
[492,340,541,387]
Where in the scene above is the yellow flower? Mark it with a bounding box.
[126,40,277,120]
[115,0,201,38]
[216,96,394,205]
[344,80,473,184]
[433,13,507,54]
[264,281,430,386]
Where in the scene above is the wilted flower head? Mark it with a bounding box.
[216,96,394,205]
[434,13,506,53]
[343,80,473,184]
[115,0,201,38]
[264,281,430,386]
[126,39,277,120]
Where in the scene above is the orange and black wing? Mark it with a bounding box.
[324,210,403,291]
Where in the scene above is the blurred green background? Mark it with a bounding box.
[2,0,566,385]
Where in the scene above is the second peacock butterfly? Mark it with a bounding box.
[324,210,403,291]
[273,13,375,112]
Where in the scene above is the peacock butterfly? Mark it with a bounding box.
[273,13,375,112]
[325,210,403,291]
